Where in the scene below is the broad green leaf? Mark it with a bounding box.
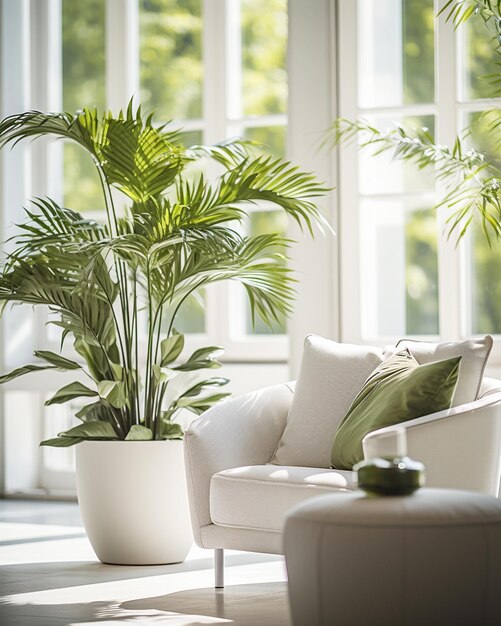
[34,351,81,370]
[60,421,119,439]
[125,425,153,440]
[188,346,224,362]
[159,421,183,440]
[74,338,110,381]
[152,364,177,384]
[174,346,224,372]
[0,363,56,384]
[45,381,98,406]
[75,400,108,422]
[174,360,222,373]
[40,436,84,447]
[180,377,229,398]
[97,380,127,409]
[160,409,175,422]
[110,362,124,381]
[160,333,185,366]
[176,392,230,410]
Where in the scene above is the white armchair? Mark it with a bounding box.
[184,377,501,587]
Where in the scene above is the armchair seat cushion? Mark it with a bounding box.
[210,464,356,533]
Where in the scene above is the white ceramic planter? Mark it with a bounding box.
[75,439,193,565]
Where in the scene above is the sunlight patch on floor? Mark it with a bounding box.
[0,501,290,625]
[0,522,85,543]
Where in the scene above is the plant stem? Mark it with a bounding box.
[132,272,140,425]
[97,168,133,434]
[144,259,154,431]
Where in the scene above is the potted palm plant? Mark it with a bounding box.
[0,102,327,564]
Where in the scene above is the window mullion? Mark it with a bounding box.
[106,0,139,111]
[202,0,231,351]
[337,0,361,343]
[435,1,462,340]
[226,0,242,121]
[202,0,227,144]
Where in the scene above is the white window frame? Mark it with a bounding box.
[336,0,501,369]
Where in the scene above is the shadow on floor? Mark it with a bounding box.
[0,582,290,626]
[0,552,283,595]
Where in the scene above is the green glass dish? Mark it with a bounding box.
[354,456,425,496]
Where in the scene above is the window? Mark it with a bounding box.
[39,0,289,360]
[337,0,501,361]
[0,0,288,495]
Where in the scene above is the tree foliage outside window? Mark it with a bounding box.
[139,0,203,121]
[62,0,105,213]
[402,0,435,104]
[241,0,287,117]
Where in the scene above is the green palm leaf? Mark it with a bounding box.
[97,111,186,202]
[45,381,98,406]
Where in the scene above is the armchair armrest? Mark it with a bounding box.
[363,392,501,495]
[184,382,294,545]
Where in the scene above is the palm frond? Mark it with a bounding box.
[0,102,187,204]
[329,118,501,242]
[222,156,330,234]
[5,199,105,266]
[97,108,186,202]
[186,137,254,168]
[159,233,295,328]
[0,109,96,152]
[438,1,501,30]
[175,173,247,226]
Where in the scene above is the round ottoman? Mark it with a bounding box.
[283,488,501,626]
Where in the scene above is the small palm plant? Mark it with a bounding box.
[330,0,501,245]
[0,102,327,446]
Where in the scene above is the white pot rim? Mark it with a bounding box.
[78,439,183,445]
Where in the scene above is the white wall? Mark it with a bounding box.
[287,0,339,377]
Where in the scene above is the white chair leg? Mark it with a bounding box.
[215,548,224,588]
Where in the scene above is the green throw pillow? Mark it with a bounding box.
[330,349,461,470]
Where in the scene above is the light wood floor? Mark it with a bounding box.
[0,499,290,626]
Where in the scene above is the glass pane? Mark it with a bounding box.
[4,392,40,493]
[360,199,438,337]
[140,0,203,120]
[358,0,435,108]
[244,125,286,158]
[465,110,501,334]
[62,0,105,212]
[470,224,501,334]
[178,129,203,148]
[462,15,500,101]
[245,210,288,335]
[466,110,501,172]
[63,143,104,212]
[162,290,205,335]
[405,208,439,334]
[241,0,287,116]
[62,0,106,112]
[43,399,79,472]
[359,115,436,195]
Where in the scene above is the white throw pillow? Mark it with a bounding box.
[384,335,493,406]
[270,335,384,468]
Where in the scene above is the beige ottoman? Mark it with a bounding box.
[284,488,501,626]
